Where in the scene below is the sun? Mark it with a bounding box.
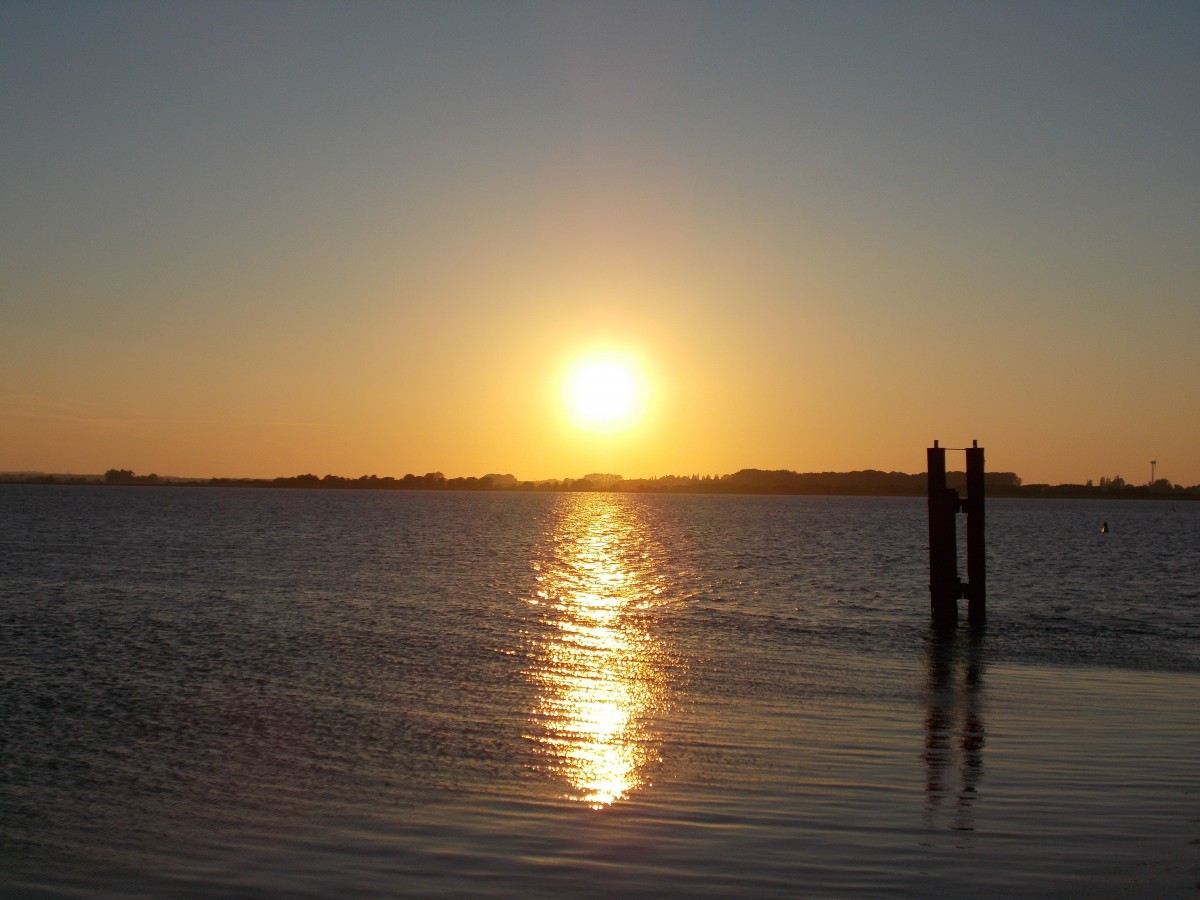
[562,351,649,434]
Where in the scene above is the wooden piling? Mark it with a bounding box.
[964,441,986,625]
[927,440,986,626]
[927,442,958,624]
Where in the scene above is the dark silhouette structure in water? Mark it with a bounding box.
[928,441,986,626]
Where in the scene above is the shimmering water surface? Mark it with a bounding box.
[2,486,1197,897]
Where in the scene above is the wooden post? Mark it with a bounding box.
[927,442,958,624]
[927,440,987,627]
[965,441,986,625]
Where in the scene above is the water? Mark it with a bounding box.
[2,486,1197,897]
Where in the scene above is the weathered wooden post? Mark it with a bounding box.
[927,440,986,626]
[927,442,959,625]
[964,441,986,625]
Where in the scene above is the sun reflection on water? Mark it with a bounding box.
[524,494,672,808]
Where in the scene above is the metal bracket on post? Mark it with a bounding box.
[927,440,986,626]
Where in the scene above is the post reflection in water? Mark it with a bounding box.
[523,494,675,808]
[923,626,987,833]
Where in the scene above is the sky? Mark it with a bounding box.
[3,1,1198,485]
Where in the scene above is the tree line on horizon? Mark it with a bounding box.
[3,467,1198,497]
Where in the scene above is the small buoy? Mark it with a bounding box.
[1101,521,1109,534]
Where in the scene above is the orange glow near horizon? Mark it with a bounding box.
[4,7,1200,487]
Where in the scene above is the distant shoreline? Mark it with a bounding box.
[3,468,1197,499]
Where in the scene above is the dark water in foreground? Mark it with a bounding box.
[1,486,1197,897]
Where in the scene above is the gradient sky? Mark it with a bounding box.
[3,1,1198,484]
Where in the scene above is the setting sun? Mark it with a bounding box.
[562,351,649,434]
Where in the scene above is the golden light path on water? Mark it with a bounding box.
[524,494,673,808]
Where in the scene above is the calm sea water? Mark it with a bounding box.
[2,486,1197,897]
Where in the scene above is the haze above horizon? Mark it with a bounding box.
[3,2,1197,485]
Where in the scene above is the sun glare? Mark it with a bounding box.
[562,352,648,434]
